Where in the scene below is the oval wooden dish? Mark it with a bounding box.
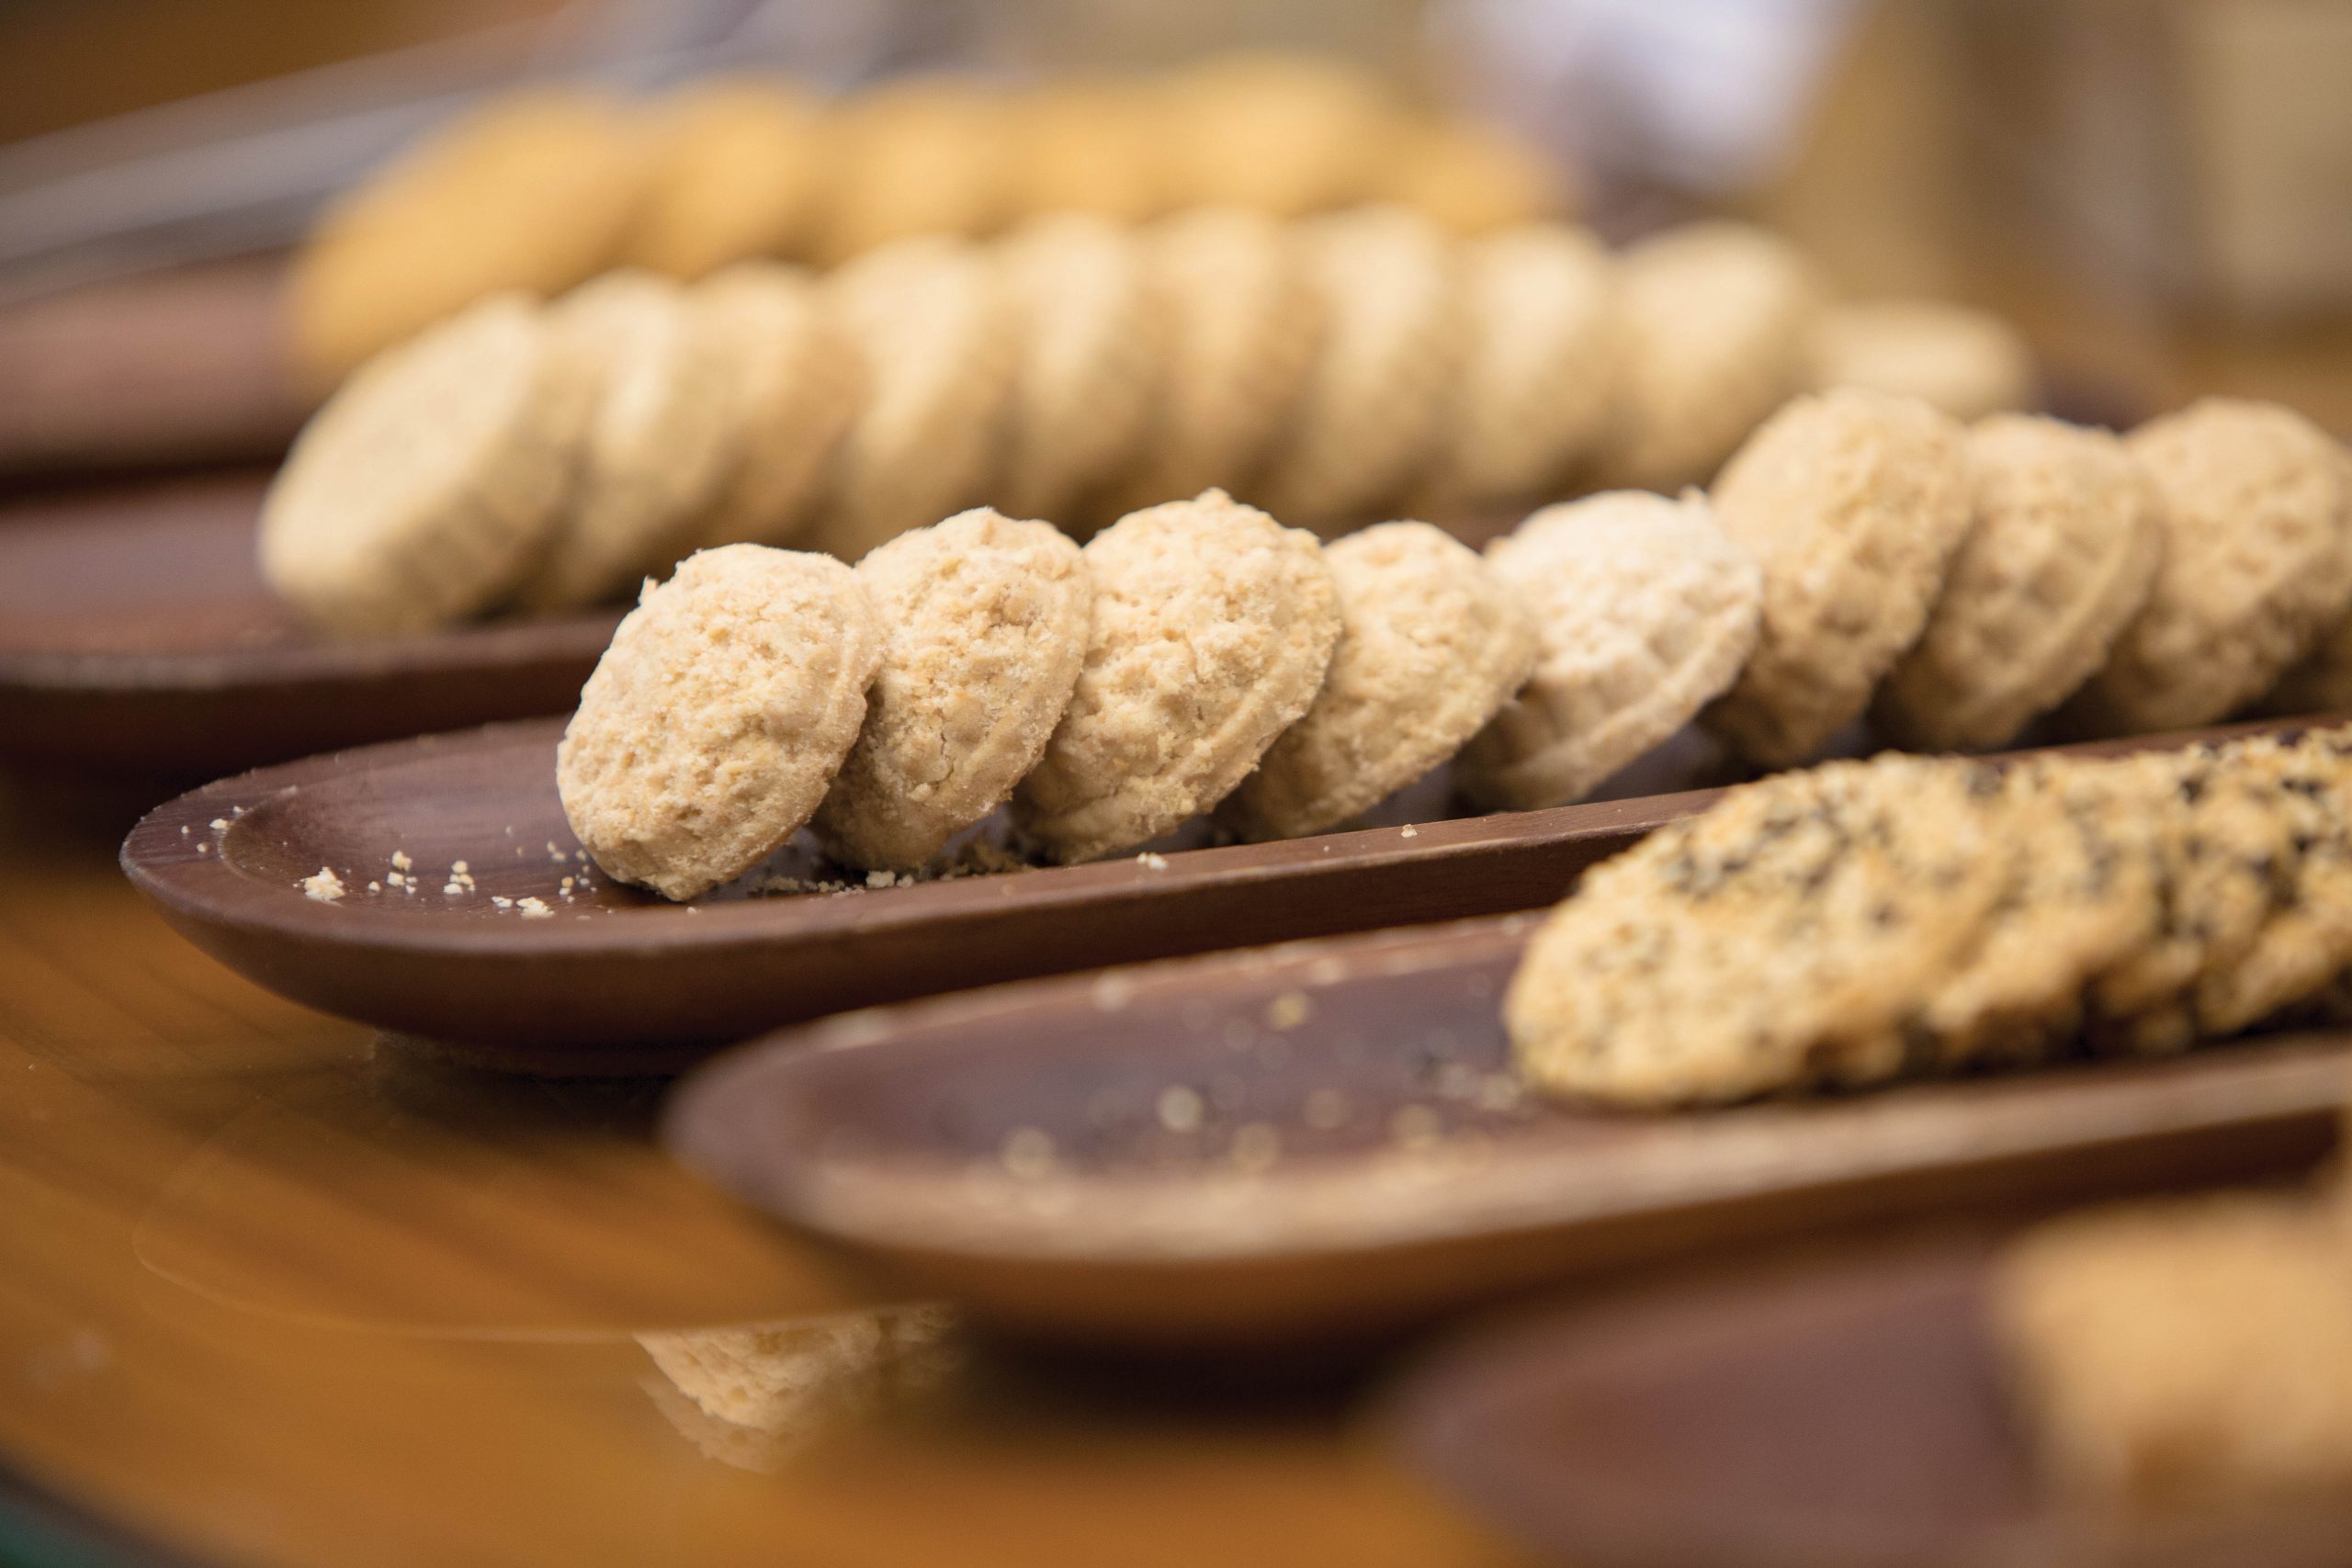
[0,472,617,775]
[1383,1234,2352,1568]
[662,909,2350,1347]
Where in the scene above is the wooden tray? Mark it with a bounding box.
[1383,1234,2352,1568]
[0,471,617,774]
[662,905,2351,1346]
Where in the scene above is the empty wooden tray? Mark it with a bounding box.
[1384,1234,2352,1568]
[662,908,2351,1345]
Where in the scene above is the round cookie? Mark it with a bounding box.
[261,294,582,636]
[1157,52,1396,217]
[1591,220,1824,491]
[622,77,832,278]
[1216,522,1536,841]
[518,270,740,610]
[1419,224,1620,508]
[1012,491,1340,863]
[1376,119,1571,234]
[813,237,1020,563]
[2074,398,2352,733]
[1505,754,2008,1107]
[2186,730,2352,1036]
[1459,491,1762,810]
[1001,78,1168,224]
[1701,389,1974,768]
[813,509,1092,871]
[807,80,1012,266]
[995,215,1163,524]
[1805,298,2036,422]
[1876,415,2162,751]
[683,262,862,550]
[557,545,884,901]
[289,89,650,387]
[2256,454,2352,716]
[1255,206,1464,526]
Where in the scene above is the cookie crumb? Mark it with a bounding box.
[492,896,513,908]
[442,881,464,896]
[515,897,554,918]
[196,842,209,855]
[1401,823,1419,839]
[300,867,345,902]
[1136,851,1170,871]
[386,871,405,887]
[209,818,229,831]
[367,880,381,893]
[390,850,412,872]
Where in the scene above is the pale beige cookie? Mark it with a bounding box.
[1804,298,2035,422]
[2188,729,2352,1036]
[1001,78,1168,224]
[2258,451,2352,716]
[1156,52,1396,218]
[2073,398,2352,733]
[1591,221,1824,491]
[994,215,1163,525]
[1460,491,1762,811]
[1255,206,1464,526]
[1506,754,2007,1107]
[683,262,862,550]
[557,545,883,900]
[1994,1191,2352,1507]
[289,89,650,387]
[813,237,1019,562]
[1702,389,1973,768]
[518,271,739,610]
[1376,119,1573,234]
[1876,415,2162,751]
[1098,206,1321,518]
[621,77,832,278]
[813,509,1091,871]
[1419,224,1620,510]
[1013,491,1340,863]
[1216,523,1535,841]
[807,80,1012,266]
[261,294,582,636]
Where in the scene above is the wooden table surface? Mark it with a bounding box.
[0,771,1526,1568]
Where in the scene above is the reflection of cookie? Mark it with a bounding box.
[995,216,1162,524]
[1014,491,1340,863]
[261,295,582,636]
[1256,207,1462,525]
[1805,298,2034,421]
[814,238,1019,562]
[814,509,1091,871]
[1159,53,1395,217]
[1420,225,1619,508]
[1461,491,1760,810]
[1218,523,1534,840]
[558,546,882,900]
[1876,416,2160,751]
[518,271,739,610]
[2075,399,2352,732]
[1507,755,2007,1107]
[808,81,1012,265]
[1702,389,1973,768]
[1377,119,1570,234]
[289,90,649,386]
[622,78,831,278]
[683,263,861,551]
[1592,221,1822,491]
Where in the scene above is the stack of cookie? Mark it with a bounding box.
[1504,725,2352,1107]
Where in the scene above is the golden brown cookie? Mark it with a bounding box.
[806,79,1013,265]
[1000,78,1169,224]
[621,76,832,278]
[1156,52,1398,218]
[1376,119,1573,234]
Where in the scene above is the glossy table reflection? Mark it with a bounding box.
[0,776,1520,1568]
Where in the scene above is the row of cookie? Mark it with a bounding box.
[557,491,1540,899]
[293,57,1571,381]
[1506,725,2352,1109]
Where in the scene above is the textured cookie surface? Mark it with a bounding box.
[1702,389,1973,767]
[1805,298,2034,422]
[1217,522,1535,840]
[1461,491,1761,810]
[622,78,830,278]
[2187,731,2352,1036]
[1876,415,2161,751]
[261,295,581,636]
[1593,221,1822,491]
[2077,398,2352,732]
[1013,491,1340,862]
[1506,754,2007,1107]
[813,509,1092,870]
[558,546,883,900]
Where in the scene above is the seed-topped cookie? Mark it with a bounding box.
[260,294,584,636]
[1014,491,1340,863]
[1506,754,2009,1107]
[1459,491,1761,811]
[1702,389,1973,768]
[1217,522,1535,841]
[558,545,883,901]
[2187,729,2352,1036]
[1876,415,2161,751]
[2074,398,2352,733]
[813,509,1092,872]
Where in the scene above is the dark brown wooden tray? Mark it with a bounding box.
[0,471,617,774]
[1384,1233,2352,1568]
[662,906,2350,1345]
